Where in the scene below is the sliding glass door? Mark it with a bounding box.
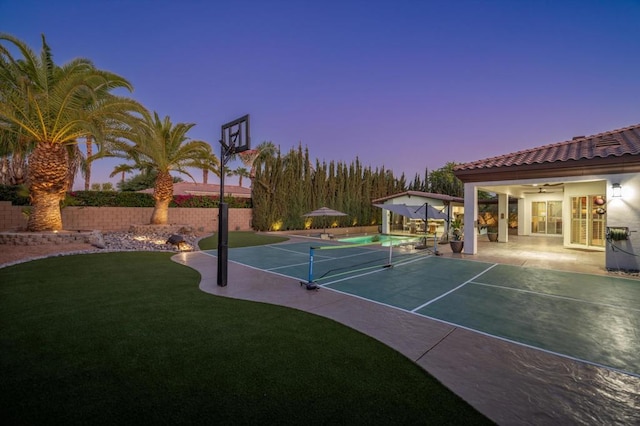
[531,201,562,235]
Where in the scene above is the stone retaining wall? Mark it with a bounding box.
[0,230,99,245]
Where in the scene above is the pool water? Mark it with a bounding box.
[338,234,421,247]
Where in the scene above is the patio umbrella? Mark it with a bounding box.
[303,207,348,234]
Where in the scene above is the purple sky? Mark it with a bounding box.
[2,0,640,189]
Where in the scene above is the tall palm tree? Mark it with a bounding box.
[109,163,136,184]
[84,135,93,190]
[233,166,249,187]
[189,144,219,184]
[106,111,210,224]
[0,33,143,231]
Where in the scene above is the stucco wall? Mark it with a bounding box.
[605,173,640,272]
[0,201,252,232]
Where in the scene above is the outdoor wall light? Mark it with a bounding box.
[612,183,622,198]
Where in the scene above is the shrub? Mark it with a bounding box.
[0,185,30,205]
[68,191,156,207]
[0,186,252,208]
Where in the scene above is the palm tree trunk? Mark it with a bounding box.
[85,135,92,190]
[150,170,173,224]
[26,142,68,231]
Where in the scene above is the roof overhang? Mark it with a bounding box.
[454,155,640,183]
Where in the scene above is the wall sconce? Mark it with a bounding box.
[612,183,622,198]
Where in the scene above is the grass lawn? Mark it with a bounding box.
[198,231,289,250]
[0,250,492,425]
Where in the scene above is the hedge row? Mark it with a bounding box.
[0,186,251,208]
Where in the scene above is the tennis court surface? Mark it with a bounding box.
[207,241,640,377]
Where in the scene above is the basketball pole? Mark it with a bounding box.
[217,115,250,287]
[217,139,229,287]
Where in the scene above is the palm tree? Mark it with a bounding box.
[256,141,278,161]
[109,163,136,184]
[234,166,250,187]
[0,129,30,185]
[189,144,219,184]
[106,111,210,224]
[0,33,143,231]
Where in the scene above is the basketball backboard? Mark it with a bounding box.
[220,114,250,154]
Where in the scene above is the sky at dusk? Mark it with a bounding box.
[2,0,639,189]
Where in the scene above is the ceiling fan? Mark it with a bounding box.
[522,183,564,194]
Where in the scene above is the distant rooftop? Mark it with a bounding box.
[139,182,252,198]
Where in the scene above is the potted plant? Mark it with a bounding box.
[449,217,464,253]
[486,225,498,242]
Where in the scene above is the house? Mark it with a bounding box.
[139,182,252,198]
[454,123,640,272]
[372,191,463,237]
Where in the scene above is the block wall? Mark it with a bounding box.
[0,202,252,232]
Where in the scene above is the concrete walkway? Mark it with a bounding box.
[172,237,640,425]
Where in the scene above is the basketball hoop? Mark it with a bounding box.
[238,149,260,178]
[238,149,260,167]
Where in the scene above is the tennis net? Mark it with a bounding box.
[302,238,427,288]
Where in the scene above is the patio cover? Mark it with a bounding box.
[373,203,448,221]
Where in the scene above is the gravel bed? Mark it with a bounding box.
[0,231,209,269]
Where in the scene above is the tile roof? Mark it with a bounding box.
[454,123,640,171]
[139,182,252,197]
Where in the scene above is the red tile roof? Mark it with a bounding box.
[139,182,252,198]
[454,123,640,172]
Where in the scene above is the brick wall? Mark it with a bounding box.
[0,201,252,232]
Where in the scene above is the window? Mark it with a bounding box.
[570,195,605,247]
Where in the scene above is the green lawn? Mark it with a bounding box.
[0,249,491,425]
[198,231,289,250]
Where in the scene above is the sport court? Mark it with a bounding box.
[211,241,640,377]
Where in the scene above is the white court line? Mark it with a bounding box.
[266,245,310,256]
[411,263,499,313]
[409,310,640,379]
[200,248,640,378]
[472,281,640,313]
[313,249,389,262]
[319,263,396,286]
[267,261,310,271]
[319,254,432,286]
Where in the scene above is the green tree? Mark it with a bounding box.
[109,163,136,185]
[251,146,400,231]
[233,166,250,187]
[0,33,143,230]
[117,170,157,192]
[428,162,463,197]
[104,111,210,224]
[189,144,219,184]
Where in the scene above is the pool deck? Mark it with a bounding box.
[172,235,640,425]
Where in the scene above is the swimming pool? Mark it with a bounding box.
[338,234,421,246]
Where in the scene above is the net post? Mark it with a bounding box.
[308,246,315,283]
[301,246,318,290]
[385,241,393,267]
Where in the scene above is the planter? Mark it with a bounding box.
[449,240,464,253]
[487,232,498,242]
